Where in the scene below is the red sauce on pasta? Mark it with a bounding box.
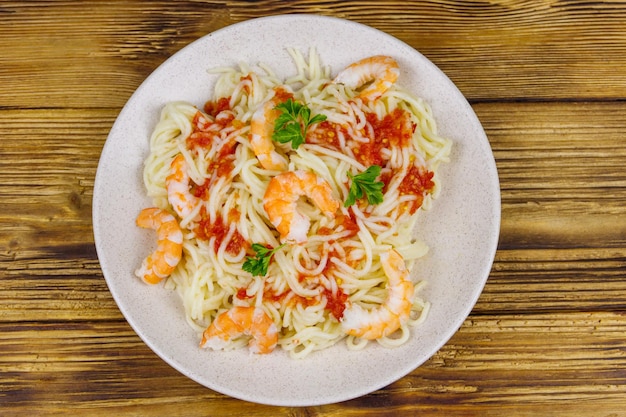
[306,120,343,150]
[203,96,231,118]
[323,287,348,320]
[264,288,288,304]
[338,209,360,236]
[236,287,254,300]
[239,75,253,94]
[187,107,241,180]
[354,108,415,166]
[399,165,435,214]
[273,87,294,103]
[211,139,238,178]
[191,179,210,200]
[195,208,247,255]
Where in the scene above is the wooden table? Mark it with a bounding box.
[2,1,625,416]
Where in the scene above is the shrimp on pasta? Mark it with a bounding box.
[263,170,340,243]
[136,49,452,358]
[332,55,399,101]
[166,154,202,220]
[249,88,293,170]
[201,306,279,354]
[341,249,414,340]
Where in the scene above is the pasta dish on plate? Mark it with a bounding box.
[134,49,452,358]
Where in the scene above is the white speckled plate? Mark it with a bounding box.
[93,15,500,406]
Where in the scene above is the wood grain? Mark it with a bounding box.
[479,101,626,249]
[3,1,626,108]
[2,313,626,416]
[1,1,626,416]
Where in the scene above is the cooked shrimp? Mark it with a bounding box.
[166,154,201,219]
[263,170,340,243]
[135,207,183,285]
[200,306,278,354]
[341,249,415,339]
[333,55,399,102]
[250,97,289,171]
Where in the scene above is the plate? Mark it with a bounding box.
[93,14,500,406]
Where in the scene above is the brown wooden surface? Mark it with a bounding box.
[1,1,625,416]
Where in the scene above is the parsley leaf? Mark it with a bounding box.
[242,243,285,277]
[344,165,385,207]
[272,98,327,149]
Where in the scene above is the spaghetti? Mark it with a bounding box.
[137,49,452,358]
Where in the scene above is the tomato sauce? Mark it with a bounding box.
[316,226,334,236]
[353,108,415,166]
[239,75,253,94]
[263,286,317,310]
[316,210,359,239]
[264,287,289,304]
[337,209,359,237]
[320,247,339,276]
[188,142,238,199]
[195,208,248,255]
[378,170,393,193]
[236,287,255,300]
[273,87,294,103]
[191,178,211,200]
[398,165,435,214]
[187,131,213,149]
[186,101,241,197]
[209,139,238,178]
[203,96,231,118]
[306,120,343,150]
[323,287,348,320]
[187,112,216,148]
[261,277,347,320]
[193,111,213,131]
[187,112,215,149]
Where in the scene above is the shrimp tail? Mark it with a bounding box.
[200,306,279,354]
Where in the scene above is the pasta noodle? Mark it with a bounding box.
[139,49,452,358]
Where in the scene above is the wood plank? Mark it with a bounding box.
[475,247,626,314]
[1,312,625,415]
[0,108,117,320]
[3,1,626,108]
[0,1,233,109]
[473,101,626,249]
[0,108,110,237]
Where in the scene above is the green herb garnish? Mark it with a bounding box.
[345,165,385,207]
[272,98,327,149]
[242,243,285,277]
